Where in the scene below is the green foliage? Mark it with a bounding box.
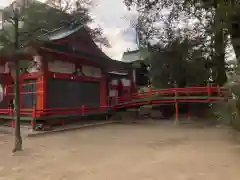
[0,26,15,54]
[213,65,240,128]
[124,0,235,86]
[149,38,210,88]
[0,0,109,56]
[124,0,240,127]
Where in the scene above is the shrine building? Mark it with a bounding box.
[0,24,136,119]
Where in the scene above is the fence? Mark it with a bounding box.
[0,81,229,130]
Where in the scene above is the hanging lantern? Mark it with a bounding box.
[27,54,42,73]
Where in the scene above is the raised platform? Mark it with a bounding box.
[0,120,118,137]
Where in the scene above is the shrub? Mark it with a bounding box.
[214,67,240,129]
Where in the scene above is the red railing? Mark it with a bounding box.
[110,86,228,104]
[37,105,109,116]
[0,86,229,130]
[2,105,111,130]
[0,106,110,117]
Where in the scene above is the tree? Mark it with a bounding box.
[0,0,108,152]
[0,2,24,153]
[149,37,210,88]
[124,0,215,87]
[124,0,234,86]
[1,0,110,50]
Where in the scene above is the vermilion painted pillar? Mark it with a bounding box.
[175,91,179,122]
[175,102,179,122]
[37,75,44,111]
[19,76,23,109]
[36,59,48,117]
[42,60,48,113]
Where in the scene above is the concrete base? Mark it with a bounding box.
[0,120,119,137]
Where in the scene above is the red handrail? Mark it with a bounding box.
[0,86,228,117]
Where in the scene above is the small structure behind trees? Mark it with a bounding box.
[121,49,150,88]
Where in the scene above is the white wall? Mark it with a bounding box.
[0,63,10,74]
[121,78,130,87]
[48,60,75,74]
[48,60,102,78]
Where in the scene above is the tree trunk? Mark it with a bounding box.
[12,59,22,153]
[212,8,227,86]
[12,15,22,153]
[213,30,227,85]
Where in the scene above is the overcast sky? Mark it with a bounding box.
[89,0,138,60]
[0,0,137,60]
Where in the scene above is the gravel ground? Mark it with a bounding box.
[0,121,240,180]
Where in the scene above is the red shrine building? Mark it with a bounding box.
[0,25,136,118]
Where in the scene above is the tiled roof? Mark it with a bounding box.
[0,0,133,73]
[40,25,132,73]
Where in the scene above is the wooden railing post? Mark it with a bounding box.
[148,87,152,97]
[207,83,211,96]
[217,85,221,96]
[175,101,179,122]
[61,119,65,127]
[32,107,36,130]
[81,105,85,115]
[174,90,179,123]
